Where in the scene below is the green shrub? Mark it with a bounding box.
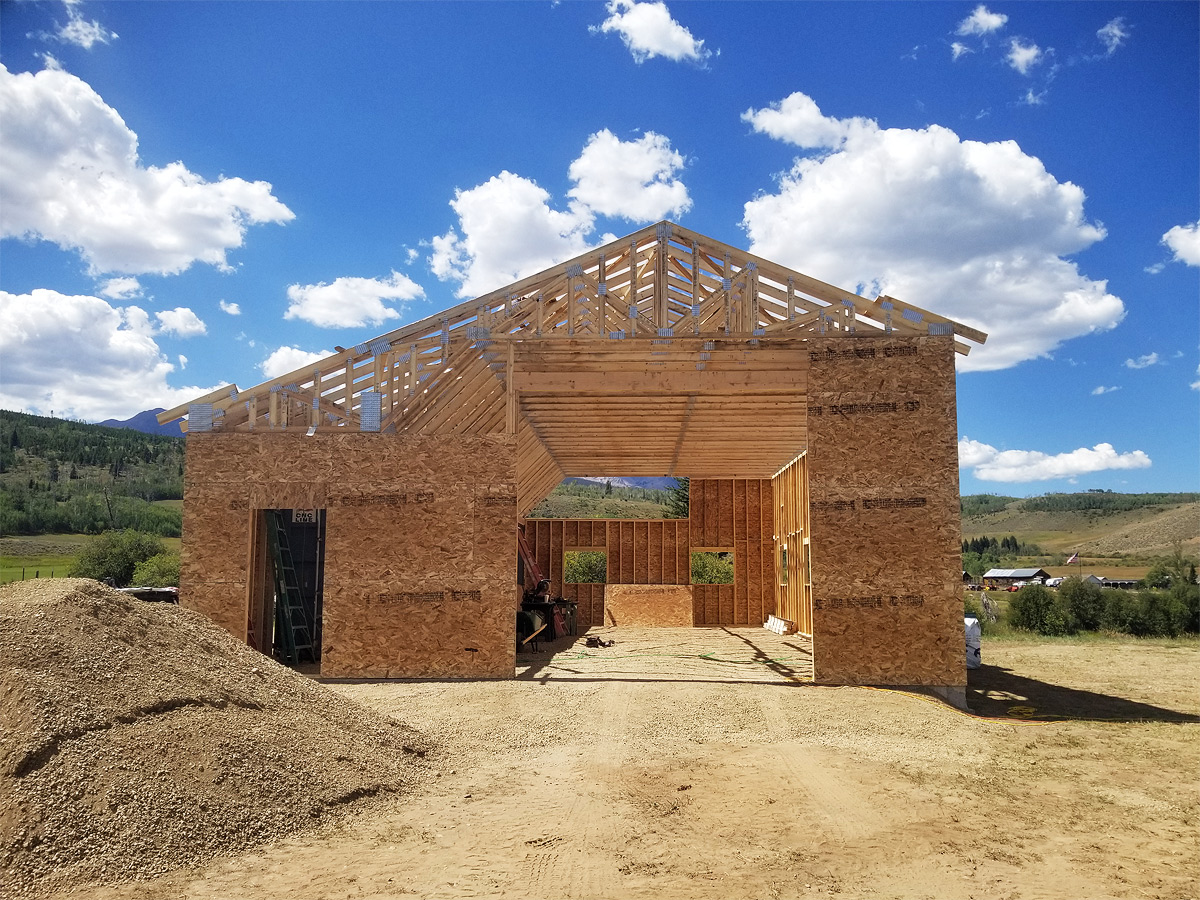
[69,529,165,587]
[564,550,607,584]
[1010,584,1077,635]
[1175,582,1200,634]
[131,551,180,588]
[1059,576,1104,630]
[691,551,734,585]
[1127,590,1186,638]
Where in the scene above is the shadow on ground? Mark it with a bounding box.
[967,663,1200,723]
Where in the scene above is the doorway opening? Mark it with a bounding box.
[249,508,326,668]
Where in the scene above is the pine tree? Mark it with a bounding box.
[665,477,690,519]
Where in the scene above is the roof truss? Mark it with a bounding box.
[161,222,986,513]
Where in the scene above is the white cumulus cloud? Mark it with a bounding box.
[567,129,691,221]
[1163,222,1200,267]
[1097,18,1129,55]
[98,276,141,300]
[1090,385,1120,395]
[430,173,594,299]
[958,437,1151,483]
[430,129,690,298]
[0,64,293,276]
[52,0,118,49]
[740,93,875,150]
[956,5,1007,36]
[260,346,336,380]
[1007,39,1043,75]
[0,288,218,420]
[284,272,425,329]
[951,42,973,61]
[592,0,711,64]
[1124,352,1159,370]
[154,307,207,338]
[219,299,241,315]
[741,92,1123,371]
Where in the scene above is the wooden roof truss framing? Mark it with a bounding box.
[161,222,985,514]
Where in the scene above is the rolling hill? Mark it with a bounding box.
[960,493,1199,558]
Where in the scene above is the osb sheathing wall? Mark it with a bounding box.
[805,335,964,687]
[182,432,517,679]
[603,585,694,626]
[524,478,775,627]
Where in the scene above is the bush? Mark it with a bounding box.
[1175,582,1200,634]
[691,551,734,585]
[69,529,165,587]
[564,550,607,584]
[1059,576,1104,630]
[1009,584,1077,635]
[131,551,180,588]
[1101,587,1195,637]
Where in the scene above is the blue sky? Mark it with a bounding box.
[1,0,1196,495]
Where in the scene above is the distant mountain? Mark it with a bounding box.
[566,476,681,490]
[97,408,181,437]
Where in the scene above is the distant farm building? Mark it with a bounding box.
[162,222,986,705]
[983,568,1052,589]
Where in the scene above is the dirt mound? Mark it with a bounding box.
[0,579,429,897]
[1079,502,1200,556]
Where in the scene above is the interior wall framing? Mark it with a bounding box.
[523,477,775,627]
[772,452,813,635]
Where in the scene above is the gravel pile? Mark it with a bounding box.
[0,579,429,897]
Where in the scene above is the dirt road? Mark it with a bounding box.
[59,628,1199,900]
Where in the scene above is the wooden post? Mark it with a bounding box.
[628,239,638,336]
[723,253,732,335]
[311,370,322,428]
[598,254,608,336]
[506,341,516,434]
[567,274,575,336]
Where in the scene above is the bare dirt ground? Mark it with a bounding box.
[56,626,1198,900]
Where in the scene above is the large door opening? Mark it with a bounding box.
[249,508,325,668]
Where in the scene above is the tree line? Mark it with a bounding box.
[0,410,184,536]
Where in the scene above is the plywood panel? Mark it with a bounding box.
[183,432,518,679]
[806,335,963,687]
[604,585,693,627]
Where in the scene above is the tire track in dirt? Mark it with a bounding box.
[758,687,885,844]
[519,680,634,900]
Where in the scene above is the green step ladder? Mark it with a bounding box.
[266,510,316,665]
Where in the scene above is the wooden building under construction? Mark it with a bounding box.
[162,222,986,701]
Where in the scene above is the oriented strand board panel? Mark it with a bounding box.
[688,479,776,626]
[805,335,963,687]
[183,432,517,679]
[604,585,694,626]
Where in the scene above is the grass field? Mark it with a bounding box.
[0,534,181,585]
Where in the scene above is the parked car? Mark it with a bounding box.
[1046,576,1065,588]
[1008,581,1027,592]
